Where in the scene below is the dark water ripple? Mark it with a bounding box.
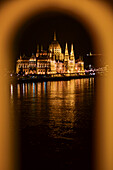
[10,78,95,170]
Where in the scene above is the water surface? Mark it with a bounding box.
[10,78,95,170]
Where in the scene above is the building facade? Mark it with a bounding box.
[16,33,85,75]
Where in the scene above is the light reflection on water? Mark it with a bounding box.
[10,78,95,170]
[10,84,13,98]
[10,78,94,137]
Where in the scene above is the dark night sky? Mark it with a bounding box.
[10,0,112,69]
[14,11,95,56]
[1,0,112,67]
[0,0,111,69]
[13,10,97,68]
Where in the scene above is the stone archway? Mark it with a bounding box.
[0,1,113,170]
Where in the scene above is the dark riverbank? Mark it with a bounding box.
[10,74,95,83]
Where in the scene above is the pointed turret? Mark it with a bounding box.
[37,44,39,52]
[70,43,75,60]
[70,44,74,56]
[69,44,75,73]
[64,42,69,62]
[65,42,69,56]
[36,45,39,57]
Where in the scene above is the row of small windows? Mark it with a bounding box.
[18,64,50,68]
[18,64,28,68]
[18,64,36,68]
[37,64,50,67]
[38,70,46,72]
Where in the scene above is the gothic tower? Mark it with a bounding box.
[64,42,69,61]
[70,44,75,60]
[69,43,75,73]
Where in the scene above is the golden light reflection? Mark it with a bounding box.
[28,83,31,96]
[10,84,13,101]
[48,80,81,138]
[17,84,20,98]
[10,84,13,95]
[48,78,95,139]
[37,83,41,96]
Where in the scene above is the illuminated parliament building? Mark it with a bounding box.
[16,33,85,75]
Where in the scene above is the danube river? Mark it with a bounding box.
[10,78,96,170]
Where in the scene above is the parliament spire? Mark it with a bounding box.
[54,32,56,41]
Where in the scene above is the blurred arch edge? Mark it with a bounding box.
[0,0,113,170]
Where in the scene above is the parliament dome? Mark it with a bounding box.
[49,32,62,54]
